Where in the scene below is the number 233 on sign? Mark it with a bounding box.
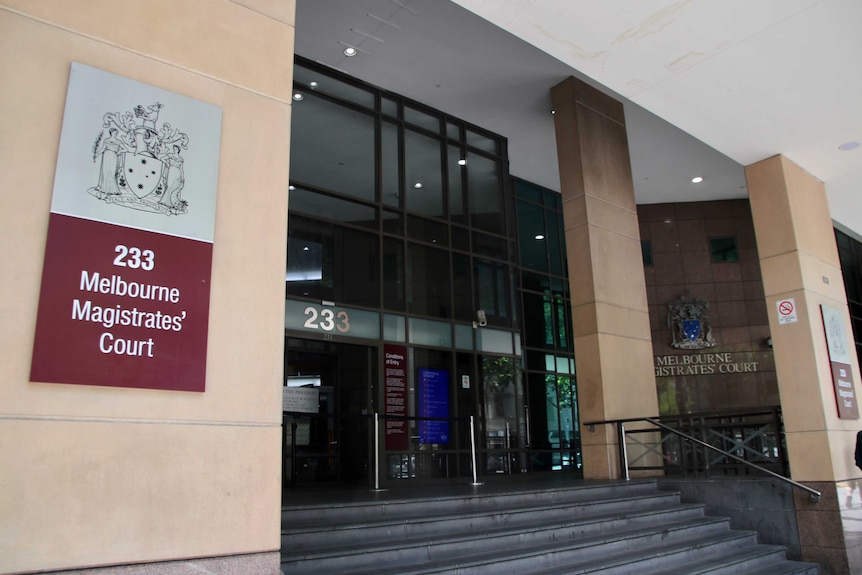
[303,306,350,333]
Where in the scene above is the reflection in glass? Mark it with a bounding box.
[468,153,503,234]
[289,187,377,229]
[382,121,399,207]
[287,215,379,307]
[404,130,443,217]
[290,92,374,202]
[517,200,548,272]
[448,145,466,224]
[407,243,450,318]
[475,258,510,326]
[294,65,375,108]
[482,355,522,474]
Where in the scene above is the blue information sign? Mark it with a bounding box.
[418,368,449,444]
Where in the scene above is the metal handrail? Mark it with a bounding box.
[584,416,821,503]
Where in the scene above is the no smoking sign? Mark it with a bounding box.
[776,298,798,325]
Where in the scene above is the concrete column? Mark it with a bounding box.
[0,1,295,573]
[551,77,659,480]
[746,154,862,574]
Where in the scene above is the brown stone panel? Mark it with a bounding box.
[712,262,743,282]
[682,251,714,284]
[675,202,704,221]
[714,281,746,302]
[701,200,735,219]
[677,220,708,251]
[652,251,686,286]
[705,218,735,237]
[650,220,680,252]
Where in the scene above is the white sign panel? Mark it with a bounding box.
[282,386,319,413]
[776,298,798,325]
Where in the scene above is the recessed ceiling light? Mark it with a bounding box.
[344,47,357,57]
[413,182,423,189]
[839,141,860,151]
[288,185,296,191]
[551,110,556,115]
[691,176,703,183]
[535,234,545,240]
[458,159,467,166]
[293,93,304,101]
[309,81,318,88]
[302,246,310,251]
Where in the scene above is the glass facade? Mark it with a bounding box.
[836,229,862,365]
[285,58,579,485]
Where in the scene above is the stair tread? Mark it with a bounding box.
[282,514,727,557]
[282,518,741,574]
[282,504,710,558]
[283,482,669,528]
[292,528,755,575]
[280,481,819,575]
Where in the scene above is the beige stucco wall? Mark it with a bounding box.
[0,2,294,572]
[747,155,862,483]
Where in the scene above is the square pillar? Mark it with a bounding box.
[746,154,862,574]
[552,77,659,479]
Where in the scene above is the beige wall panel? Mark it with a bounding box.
[584,195,640,240]
[0,11,290,425]
[581,443,620,480]
[0,1,295,102]
[565,224,595,307]
[562,194,588,228]
[589,225,649,310]
[746,156,796,259]
[798,252,847,302]
[570,302,599,337]
[575,106,636,211]
[572,334,604,419]
[595,303,651,341]
[782,158,840,266]
[785,430,838,482]
[760,252,804,297]
[0,419,282,573]
[598,334,658,421]
[230,0,296,25]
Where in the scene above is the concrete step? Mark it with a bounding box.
[280,480,820,575]
[282,491,694,552]
[282,479,661,525]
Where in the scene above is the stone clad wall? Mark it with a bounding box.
[639,200,778,415]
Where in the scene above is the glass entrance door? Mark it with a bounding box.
[283,341,376,487]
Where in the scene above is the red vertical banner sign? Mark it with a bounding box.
[384,345,409,450]
[822,305,859,419]
[29,63,222,392]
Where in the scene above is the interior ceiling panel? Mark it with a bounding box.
[294,0,861,235]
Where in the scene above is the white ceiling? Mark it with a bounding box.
[294,0,862,236]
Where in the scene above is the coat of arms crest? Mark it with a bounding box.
[668,293,715,349]
[88,102,190,215]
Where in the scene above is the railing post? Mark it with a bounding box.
[290,421,297,488]
[469,415,483,486]
[617,421,630,480]
[371,412,386,491]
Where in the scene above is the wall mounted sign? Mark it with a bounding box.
[30,63,222,392]
[284,298,380,341]
[384,345,408,450]
[821,305,858,419]
[282,387,319,414]
[776,298,798,325]
[419,368,450,444]
[654,352,761,377]
[668,293,715,349]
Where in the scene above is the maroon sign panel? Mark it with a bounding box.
[821,305,859,419]
[30,63,221,392]
[30,214,212,391]
[384,344,409,450]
